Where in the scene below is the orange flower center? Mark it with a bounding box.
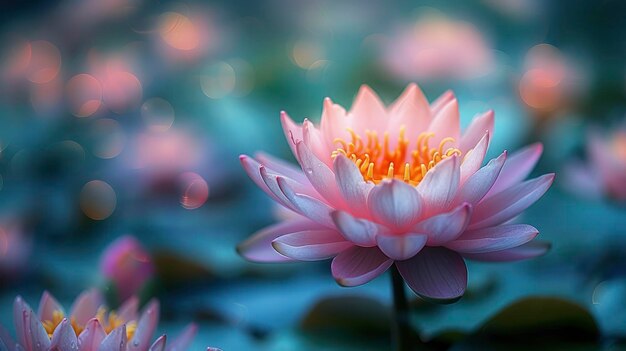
[42,308,136,340]
[331,127,462,185]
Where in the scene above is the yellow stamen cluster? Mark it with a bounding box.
[331,127,462,185]
[42,308,137,340]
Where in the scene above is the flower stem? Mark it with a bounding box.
[391,265,412,351]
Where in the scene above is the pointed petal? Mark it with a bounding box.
[416,204,472,246]
[331,211,379,247]
[37,291,64,323]
[460,110,494,153]
[427,98,460,147]
[70,289,104,326]
[165,324,197,351]
[127,300,159,351]
[396,247,467,302]
[240,155,284,205]
[26,309,50,351]
[447,224,539,254]
[272,229,352,261]
[116,297,139,323]
[470,174,554,229]
[333,154,373,216]
[349,85,387,133]
[429,90,454,116]
[98,325,126,351]
[237,219,325,263]
[331,246,393,286]
[487,143,543,197]
[255,152,308,185]
[296,141,345,207]
[376,233,427,261]
[50,319,78,351]
[302,119,331,166]
[459,132,489,184]
[259,166,307,211]
[148,336,166,351]
[462,241,551,262]
[388,83,431,136]
[320,97,350,150]
[417,156,460,214]
[455,152,506,205]
[78,319,106,351]
[280,111,303,159]
[367,180,423,229]
[12,297,30,350]
[277,177,335,227]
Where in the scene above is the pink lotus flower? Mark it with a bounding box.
[566,127,626,201]
[238,84,554,301]
[100,236,155,302]
[0,289,199,351]
[382,16,493,81]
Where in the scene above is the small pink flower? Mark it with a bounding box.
[0,289,198,351]
[382,16,493,81]
[238,84,553,301]
[580,128,626,200]
[0,221,31,279]
[101,236,155,302]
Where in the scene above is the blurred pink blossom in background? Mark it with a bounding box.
[100,236,155,301]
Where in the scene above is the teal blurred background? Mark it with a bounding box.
[0,0,625,349]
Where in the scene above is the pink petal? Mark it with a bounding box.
[240,155,284,205]
[349,85,388,134]
[255,152,309,185]
[388,83,431,138]
[469,174,555,229]
[367,180,423,229]
[50,319,78,351]
[276,177,335,227]
[70,289,104,327]
[26,309,50,351]
[460,110,494,153]
[78,319,106,351]
[429,90,454,116]
[447,224,538,254]
[331,211,379,247]
[148,336,166,351]
[128,300,159,351]
[486,143,543,197]
[320,97,350,151]
[333,154,373,216]
[331,246,393,286]
[303,119,331,166]
[37,291,64,322]
[417,156,460,214]
[165,324,197,351]
[116,297,139,323]
[376,233,427,261]
[455,152,506,205]
[259,166,306,211]
[280,111,303,159]
[415,204,472,246]
[426,98,460,148]
[296,141,345,207]
[462,241,551,262]
[98,325,127,351]
[237,219,324,263]
[13,297,30,350]
[459,132,489,184]
[272,229,352,261]
[396,247,467,302]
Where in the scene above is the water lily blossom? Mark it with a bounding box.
[238,84,554,302]
[101,236,155,301]
[0,289,198,351]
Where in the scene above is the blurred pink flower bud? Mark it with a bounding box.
[100,235,155,301]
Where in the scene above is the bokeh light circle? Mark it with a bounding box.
[200,61,236,99]
[141,98,175,132]
[91,118,126,159]
[80,180,117,220]
[102,70,143,113]
[158,12,200,51]
[177,172,209,209]
[66,74,103,117]
[26,41,62,84]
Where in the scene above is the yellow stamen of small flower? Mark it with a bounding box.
[42,308,136,340]
[332,126,462,185]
